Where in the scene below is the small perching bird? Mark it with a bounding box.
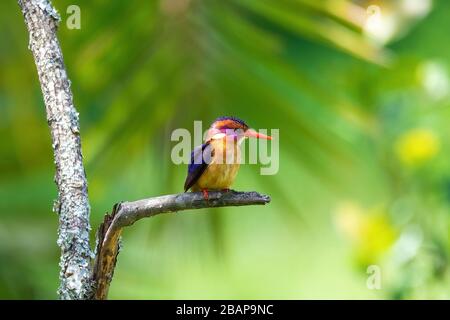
[184,116,272,199]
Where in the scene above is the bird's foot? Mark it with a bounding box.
[221,188,231,193]
[201,189,209,201]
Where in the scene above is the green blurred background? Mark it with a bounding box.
[1,0,449,299]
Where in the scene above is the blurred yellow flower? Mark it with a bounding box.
[334,202,365,242]
[335,202,397,265]
[395,129,440,167]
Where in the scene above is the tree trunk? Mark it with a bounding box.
[17,0,93,300]
[17,0,271,301]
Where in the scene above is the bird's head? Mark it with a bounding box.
[206,116,272,142]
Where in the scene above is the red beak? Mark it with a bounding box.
[245,129,272,140]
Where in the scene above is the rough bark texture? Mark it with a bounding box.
[18,0,272,301]
[92,191,271,300]
[18,0,93,299]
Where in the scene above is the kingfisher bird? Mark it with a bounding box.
[184,116,272,199]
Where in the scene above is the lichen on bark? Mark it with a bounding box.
[18,0,93,299]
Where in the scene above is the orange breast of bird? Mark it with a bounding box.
[192,137,241,191]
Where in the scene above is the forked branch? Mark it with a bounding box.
[92,191,271,300]
[18,0,271,301]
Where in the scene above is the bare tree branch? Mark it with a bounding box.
[18,0,271,301]
[92,191,271,300]
[18,0,93,299]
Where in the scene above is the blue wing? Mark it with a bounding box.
[184,141,213,191]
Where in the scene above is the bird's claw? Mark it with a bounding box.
[201,189,230,201]
[202,189,209,201]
